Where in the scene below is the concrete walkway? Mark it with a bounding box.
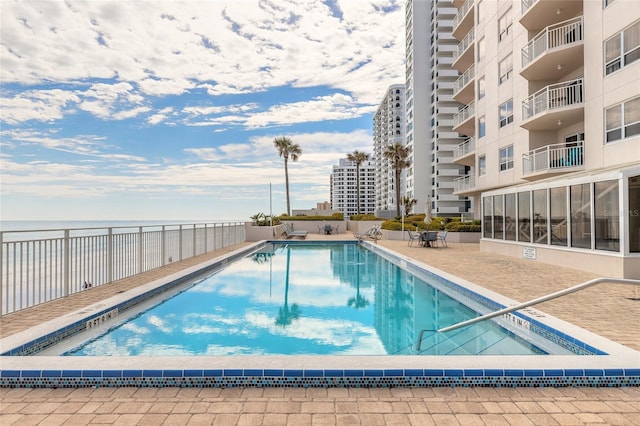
[1,234,639,425]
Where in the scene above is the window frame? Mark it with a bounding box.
[478,115,486,138]
[499,145,514,171]
[478,76,485,100]
[605,95,640,143]
[498,54,512,84]
[499,99,514,128]
[604,20,640,75]
[498,8,512,42]
[478,155,486,176]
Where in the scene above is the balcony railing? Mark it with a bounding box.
[453,101,475,128]
[454,174,475,193]
[453,65,475,95]
[522,78,583,120]
[454,137,475,159]
[521,0,536,15]
[522,141,584,175]
[453,28,474,62]
[522,16,583,68]
[453,0,474,32]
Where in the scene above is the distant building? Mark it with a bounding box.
[373,84,406,218]
[330,158,376,218]
[404,0,470,217]
[291,202,339,217]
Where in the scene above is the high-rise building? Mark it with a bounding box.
[404,0,470,217]
[448,0,640,277]
[330,158,376,218]
[373,84,406,218]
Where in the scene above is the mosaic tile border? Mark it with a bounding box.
[1,368,639,388]
[365,243,607,356]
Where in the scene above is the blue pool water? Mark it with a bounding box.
[65,242,550,356]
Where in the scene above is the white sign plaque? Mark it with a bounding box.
[522,246,537,260]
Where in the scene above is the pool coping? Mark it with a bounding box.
[1,240,639,388]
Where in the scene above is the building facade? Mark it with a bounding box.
[330,158,376,219]
[448,0,640,277]
[373,84,406,218]
[404,0,470,217]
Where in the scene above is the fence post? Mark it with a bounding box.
[193,224,197,259]
[204,224,208,253]
[179,225,183,261]
[64,229,70,297]
[107,228,113,284]
[138,226,143,274]
[162,225,166,266]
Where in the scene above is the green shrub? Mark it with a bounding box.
[350,214,381,221]
[445,222,481,232]
[250,213,281,226]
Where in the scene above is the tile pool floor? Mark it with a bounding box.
[1,233,639,424]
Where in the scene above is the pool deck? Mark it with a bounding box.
[2,233,640,425]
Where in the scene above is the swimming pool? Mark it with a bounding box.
[61,242,558,356]
[1,241,638,387]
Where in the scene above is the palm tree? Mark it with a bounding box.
[383,143,411,217]
[275,247,301,328]
[346,150,370,215]
[273,136,302,216]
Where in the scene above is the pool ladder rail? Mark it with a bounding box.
[416,277,640,351]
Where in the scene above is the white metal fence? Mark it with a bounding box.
[0,222,246,316]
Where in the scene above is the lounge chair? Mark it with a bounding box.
[437,231,448,247]
[281,223,308,239]
[407,229,422,247]
[354,225,383,242]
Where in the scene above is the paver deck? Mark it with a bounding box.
[1,233,639,425]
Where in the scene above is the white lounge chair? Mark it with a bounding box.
[354,225,382,242]
[281,223,308,239]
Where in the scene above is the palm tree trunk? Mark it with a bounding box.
[284,158,291,216]
[395,168,401,217]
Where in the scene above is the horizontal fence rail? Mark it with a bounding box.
[0,222,246,316]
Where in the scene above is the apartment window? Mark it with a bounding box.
[494,195,504,240]
[477,37,485,62]
[499,99,513,128]
[478,155,486,176]
[498,54,512,84]
[594,180,620,251]
[498,8,512,42]
[505,193,516,241]
[478,76,485,100]
[605,96,640,142]
[533,189,548,244]
[604,0,618,7]
[550,187,567,246]
[605,20,640,75]
[483,196,493,238]
[478,116,486,138]
[571,183,591,249]
[518,191,531,242]
[499,145,513,171]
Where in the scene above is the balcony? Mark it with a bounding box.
[522,141,584,179]
[453,65,475,104]
[453,137,475,167]
[520,0,583,31]
[521,79,584,131]
[452,29,474,72]
[452,102,475,136]
[521,17,583,80]
[452,0,474,40]
[453,174,475,194]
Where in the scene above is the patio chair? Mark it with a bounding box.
[406,229,422,247]
[281,223,308,239]
[437,231,448,247]
[354,224,383,242]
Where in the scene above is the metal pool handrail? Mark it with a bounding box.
[436,277,640,334]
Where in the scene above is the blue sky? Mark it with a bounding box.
[1,0,405,221]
